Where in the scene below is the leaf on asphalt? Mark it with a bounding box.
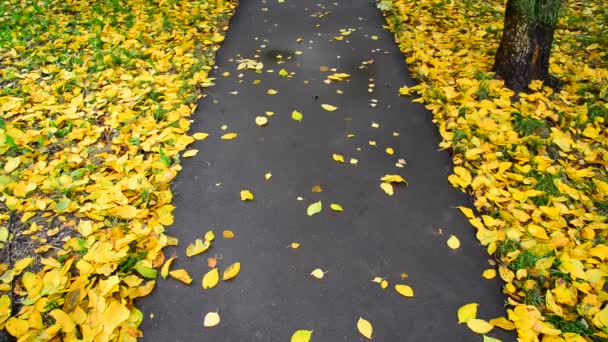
[395,284,414,297]
[169,269,192,284]
[240,190,254,201]
[203,311,220,327]
[321,104,338,111]
[332,154,345,163]
[182,149,198,158]
[483,336,502,342]
[311,185,323,193]
[457,303,478,324]
[265,172,272,180]
[467,319,493,334]
[482,269,496,279]
[223,230,235,239]
[292,110,303,122]
[186,239,211,257]
[161,257,176,279]
[222,262,241,281]
[310,268,325,279]
[291,330,313,342]
[357,317,373,339]
[307,201,322,216]
[447,235,460,249]
[205,230,215,242]
[255,116,268,126]
[380,182,393,195]
[193,132,210,140]
[202,268,219,289]
[330,203,343,212]
[221,132,238,140]
[267,89,278,95]
[289,242,300,249]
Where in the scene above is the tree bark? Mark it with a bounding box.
[493,0,562,93]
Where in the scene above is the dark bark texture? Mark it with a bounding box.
[494,0,562,93]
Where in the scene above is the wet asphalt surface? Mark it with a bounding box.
[138,0,514,341]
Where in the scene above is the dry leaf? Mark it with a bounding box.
[255,116,268,126]
[321,104,338,111]
[222,262,241,280]
[290,330,313,342]
[221,133,238,140]
[202,268,219,289]
[332,154,345,163]
[169,269,192,284]
[310,268,325,279]
[467,319,493,334]
[380,182,393,195]
[395,284,414,297]
[307,201,322,216]
[223,230,235,239]
[457,303,478,324]
[330,203,343,212]
[240,190,254,201]
[182,149,198,158]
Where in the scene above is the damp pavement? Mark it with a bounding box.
[138,0,514,341]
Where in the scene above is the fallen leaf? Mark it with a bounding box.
[332,154,345,163]
[221,133,238,140]
[265,172,272,180]
[307,201,322,216]
[240,190,254,201]
[203,312,220,327]
[380,182,393,195]
[223,230,235,239]
[447,235,461,249]
[222,262,240,280]
[193,132,209,140]
[482,269,496,279]
[321,104,338,111]
[267,89,278,95]
[255,116,268,126]
[457,303,478,323]
[330,203,343,212]
[292,110,303,122]
[380,280,388,289]
[289,242,300,249]
[385,147,394,155]
[357,317,373,339]
[182,149,198,158]
[169,269,192,284]
[161,257,176,279]
[207,257,217,268]
[312,185,323,192]
[310,268,325,279]
[483,336,502,342]
[205,230,215,241]
[395,284,414,297]
[202,268,219,289]
[467,318,493,334]
[290,330,313,342]
[186,239,211,257]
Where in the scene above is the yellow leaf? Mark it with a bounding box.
[4,156,21,173]
[170,269,192,284]
[205,230,215,241]
[312,185,323,192]
[330,203,343,212]
[203,311,220,327]
[457,303,478,323]
[13,257,33,273]
[527,224,549,240]
[488,317,515,330]
[385,147,394,155]
[255,116,268,126]
[333,154,345,163]
[49,309,75,333]
[467,318,493,334]
[457,206,475,219]
[240,190,254,201]
[380,280,388,289]
[186,239,210,257]
[202,268,219,289]
[193,132,209,140]
[267,89,278,95]
[291,330,313,342]
[223,262,241,280]
[182,149,198,158]
[395,284,414,297]
[307,201,322,216]
[357,317,373,339]
[265,172,272,180]
[310,268,325,279]
[223,230,235,239]
[292,110,303,122]
[289,242,300,249]
[161,257,176,279]
[381,174,407,184]
[108,205,139,220]
[482,269,496,279]
[380,182,393,195]
[221,133,238,140]
[5,317,29,337]
[447,235,461,249]
[321,104,338,111]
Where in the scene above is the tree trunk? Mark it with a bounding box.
[493,0,562,93]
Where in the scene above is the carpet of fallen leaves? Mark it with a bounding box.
[0,0,236,340]
[381,0,608,341]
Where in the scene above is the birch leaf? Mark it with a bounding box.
[357,317,373,339]
[203,312,220,327]
[169,269,192,284]
[457,303,478,323]
[222,262,241,281]
[291,330,313,342]
[202,268,219,289]
[307,201,322,216]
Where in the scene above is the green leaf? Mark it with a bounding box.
[307,201,322,216]
[54,197,71,213]
[279,69,289,77]
[135,263,158,279]
[291,330,313,342]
